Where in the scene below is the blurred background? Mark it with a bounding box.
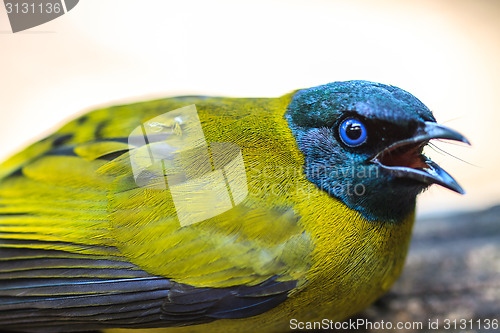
[0,0,499,217]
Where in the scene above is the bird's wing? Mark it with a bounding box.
[0,95,312,331]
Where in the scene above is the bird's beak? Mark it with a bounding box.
[371,122,470,194]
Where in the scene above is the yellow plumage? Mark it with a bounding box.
[0,81,467,332]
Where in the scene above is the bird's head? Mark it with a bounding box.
[285,80,469,223]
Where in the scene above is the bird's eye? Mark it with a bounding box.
[339,118,367,147]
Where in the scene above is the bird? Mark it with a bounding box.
[0,80,469,333]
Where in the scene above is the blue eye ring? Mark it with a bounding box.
[339,118,368,147]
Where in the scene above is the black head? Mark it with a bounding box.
[286,80,469,223]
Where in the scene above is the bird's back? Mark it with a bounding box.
[0,93,319,332]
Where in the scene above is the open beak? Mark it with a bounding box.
[371,122,470,194]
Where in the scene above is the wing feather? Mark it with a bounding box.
[0,94,311,331]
